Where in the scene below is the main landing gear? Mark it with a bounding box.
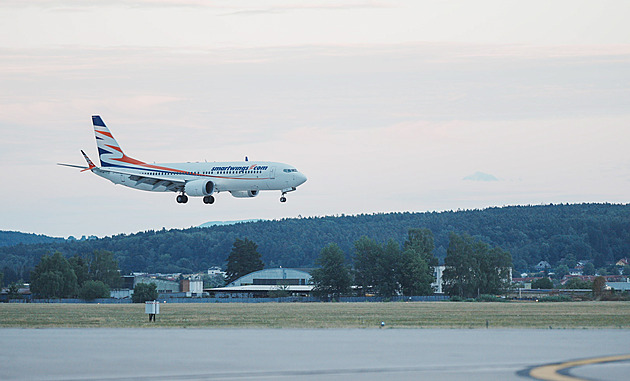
[176,194,215,204]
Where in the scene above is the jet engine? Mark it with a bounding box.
[184,179,214,197]
[230,190,259,198]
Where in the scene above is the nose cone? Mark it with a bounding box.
[294,172,307,186]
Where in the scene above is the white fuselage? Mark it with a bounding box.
[94,161,306,194]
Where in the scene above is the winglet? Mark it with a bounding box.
[80,150,97,171]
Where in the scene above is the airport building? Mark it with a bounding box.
[432,266,445,294]
[606,280,630,292]
[111,274,205,299]
[227,268,312,287]
[209,268,314,298]
[133,275,180,293]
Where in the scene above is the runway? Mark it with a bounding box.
[1,329,629,380]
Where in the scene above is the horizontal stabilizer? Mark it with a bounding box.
[58,150,97,172]
[57,163,88,170]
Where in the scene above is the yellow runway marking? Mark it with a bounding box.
[529,354,630,381]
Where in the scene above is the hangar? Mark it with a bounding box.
[227,268,312,286]
[210,268,314,298]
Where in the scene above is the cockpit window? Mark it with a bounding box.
[283,168,298,173]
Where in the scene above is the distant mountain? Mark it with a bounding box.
[1,204,629,285]
[0,231,64,247]
[463,171,499,181]
[198,219,265,228]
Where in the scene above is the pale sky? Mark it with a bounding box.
[1,0,629,238]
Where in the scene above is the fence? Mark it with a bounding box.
[26,298,132,304]
[20,295,449,304]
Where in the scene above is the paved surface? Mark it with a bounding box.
[571,360,630,381]
[1,329,629,380]
[528,354,630,381]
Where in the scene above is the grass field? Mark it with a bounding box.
[1,301,630,329]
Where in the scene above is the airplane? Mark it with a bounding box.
[59,115,307,204]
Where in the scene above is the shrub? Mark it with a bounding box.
[538,295,572,302]
[268,287,290,298]
[564,278,592,289]
[600,291,630,301]
[78,280,110,300]
[531,277,553,289]
[476,294,508,302]
[132,283,158,303]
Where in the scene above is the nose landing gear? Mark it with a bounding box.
[280,187,297,203]
[203,195,215,204]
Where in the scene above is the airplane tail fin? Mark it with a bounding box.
[92,115,141,168]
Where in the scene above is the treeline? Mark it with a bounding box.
[223,230,512,298]
[27,249,162,302]
[311,229,512,298]
[1,203,629,285]
[30,250,121,300]
[0,231,63,247]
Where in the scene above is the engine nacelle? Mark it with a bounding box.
[184,179,214,197]
[230,190,259,198]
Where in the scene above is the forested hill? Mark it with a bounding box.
[0,231,63,247]
[1,203,629,283]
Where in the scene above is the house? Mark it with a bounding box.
[616,258,629,267]
[569,265,583,276]
[603,275,627,282]
[535,261,551,271]
[207,266,226,277]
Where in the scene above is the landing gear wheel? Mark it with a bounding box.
[176,194,188,204]
[203,195,215,204]
[280,196,287,203]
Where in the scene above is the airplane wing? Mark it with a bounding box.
[127,173,185,192]
[57,150,97,172]
[60,149,186,193]
[97,167,185,193]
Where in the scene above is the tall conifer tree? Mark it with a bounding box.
[225,238,264,284]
